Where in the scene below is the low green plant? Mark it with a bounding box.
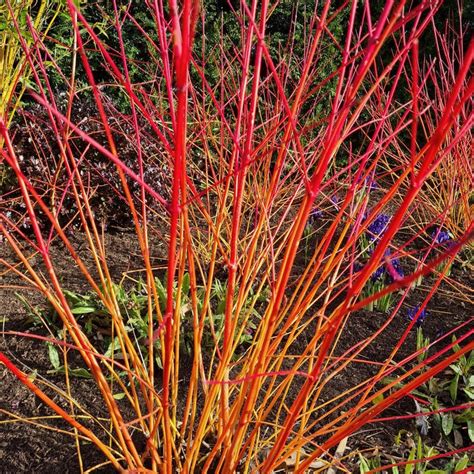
[411,333,474,447]
[206,279,269,351]
[383,328,474,448]
[357,214,404,313]
[358,433,471,473]
[426,369,473,446]
[362,276,396,313]
[19,275,268,373]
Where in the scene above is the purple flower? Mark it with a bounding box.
[407,306,427,326]
[365,177,378,190]
[309,208,323,221]
[307,208,323,228]
[371,265,386,281]
[388,256,404,281]
[366,214,391,241]
[431,228,451,245]
[380,249,405,282]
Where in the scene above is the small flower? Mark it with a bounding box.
[365,177,378,190]
[385,252,404,281]
[309,208,323,220]
[371,265,386,281]
[353,260,364,273]
[431,228,451,245]
[407,306,427,326]
[366,214,391,241]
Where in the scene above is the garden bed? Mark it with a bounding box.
[1,233,472,472]
[1,0,473,472]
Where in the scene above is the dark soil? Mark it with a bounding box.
[1,232,473,473]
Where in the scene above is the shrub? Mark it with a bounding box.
[0,0,472,471]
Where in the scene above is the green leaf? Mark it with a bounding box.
[428,377,440,395]
[112,392,126,400]
[92,22,109,39]
[48,366,92,378]
[155,278,166,311]
[27,370,38,382]
[105,337,121,358]
[63,289,87,304]
[468,420,474,442]
[358,454,370,473]
[416,435,422,460]
[454,408,473,423]
[466,352,474,373]
[451,338,461,353]
[68,368,92,378]
[463,387,474,399]
[455,455,469,472]
[71,306,96,315]
[372,393,384,405]
[85,318,93,333]
[449,364,462,375]
[47,343,61,370]
[405,448,415,474]
[449,374,459,402]
[382,376,403,389]
[182,273,190,296]
[441,413,453,436]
